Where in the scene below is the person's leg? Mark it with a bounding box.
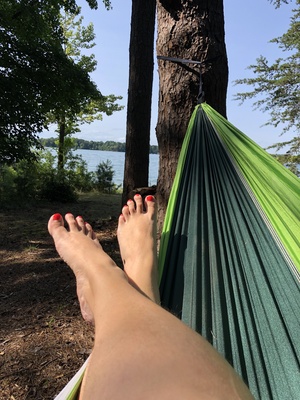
[48,207,254,400]
[117,194,160,304]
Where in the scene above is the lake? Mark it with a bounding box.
[64,149,159,187]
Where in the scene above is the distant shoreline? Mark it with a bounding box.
[40,138,159,154]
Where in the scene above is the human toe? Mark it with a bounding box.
[65,213,80,232]
[121,204,130,221]
[84,221,97,241]
[48,213,64,236]
[134,194,143,213]
[76,215,86,232]
[127,198,136,214]
[118,212,126,227]
[145,195,156,214]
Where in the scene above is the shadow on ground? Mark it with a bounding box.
[0,193,122,399]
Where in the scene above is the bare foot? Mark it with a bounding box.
[48,213,122,323]
[117,195,160,304]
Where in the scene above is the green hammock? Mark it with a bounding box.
[55,103,300,400]
[158,103,300,400]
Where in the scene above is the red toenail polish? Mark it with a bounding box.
[146,195,155,202]
[53,213,62,221]
[77,216,83,219]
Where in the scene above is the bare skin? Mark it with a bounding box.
[48,198,254,400]
[117,194,160,304]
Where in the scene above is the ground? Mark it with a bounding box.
[0,193,122,399]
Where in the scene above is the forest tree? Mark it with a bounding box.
[122,0,156,204]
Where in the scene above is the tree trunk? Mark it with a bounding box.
[57,115,66,173]
[156,0,228,233]
[122,0,156,206]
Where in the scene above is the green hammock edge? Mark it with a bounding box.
[202,102,300,273]
[158,105,201,281]
[66,371,84,400]
[158,103,300,279]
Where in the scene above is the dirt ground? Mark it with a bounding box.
[0,193,122,399]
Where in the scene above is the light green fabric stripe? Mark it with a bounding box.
[202,103,300,272]
[158,105,201,281]
[65,372,84,400]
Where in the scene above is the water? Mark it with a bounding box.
[49,148,159,187]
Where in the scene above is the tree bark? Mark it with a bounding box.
[122,0,156,205]
[57,114,66,173]
[156,0,228,233]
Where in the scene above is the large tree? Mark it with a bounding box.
[122,0,156,204]
[235,0,300,176]
[155,0,228,231]
[47,10,122,172]
[0,0,111,164]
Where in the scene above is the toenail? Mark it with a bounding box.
[146,195,155,202]
[53,213,62,221]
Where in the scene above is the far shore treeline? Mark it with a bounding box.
[40,138,158,154]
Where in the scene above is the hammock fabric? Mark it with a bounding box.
[158,103,300,400]
[54,103,299,400]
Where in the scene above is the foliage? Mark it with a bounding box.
[47,9,123,171]
[38,149,95,200]
[40,138,159,154]
[64,154,95,192]
[0,0,112,164]
[0,165,18,203]
[270,0,292,8]
[234,0,300,173]
[0,0,62,163]
[95,160,120,193]
[267,138,300,176]
[39,173,79,203]
[0,148,119,205]
[0,151,84,204]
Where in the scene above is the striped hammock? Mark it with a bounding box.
[159,103,300,400]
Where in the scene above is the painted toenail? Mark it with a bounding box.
[146,195,155,202]
[53,213,62,221]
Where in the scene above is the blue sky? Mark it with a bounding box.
[42,0,295,148]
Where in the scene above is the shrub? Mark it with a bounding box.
[39,172,78,203]
[0,164,17,204]
[65,154,94,192]
[95,159,119,193]
[13,158,40,200]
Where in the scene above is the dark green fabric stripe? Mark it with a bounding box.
[158,106,199,280]
[159,106,300,400]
